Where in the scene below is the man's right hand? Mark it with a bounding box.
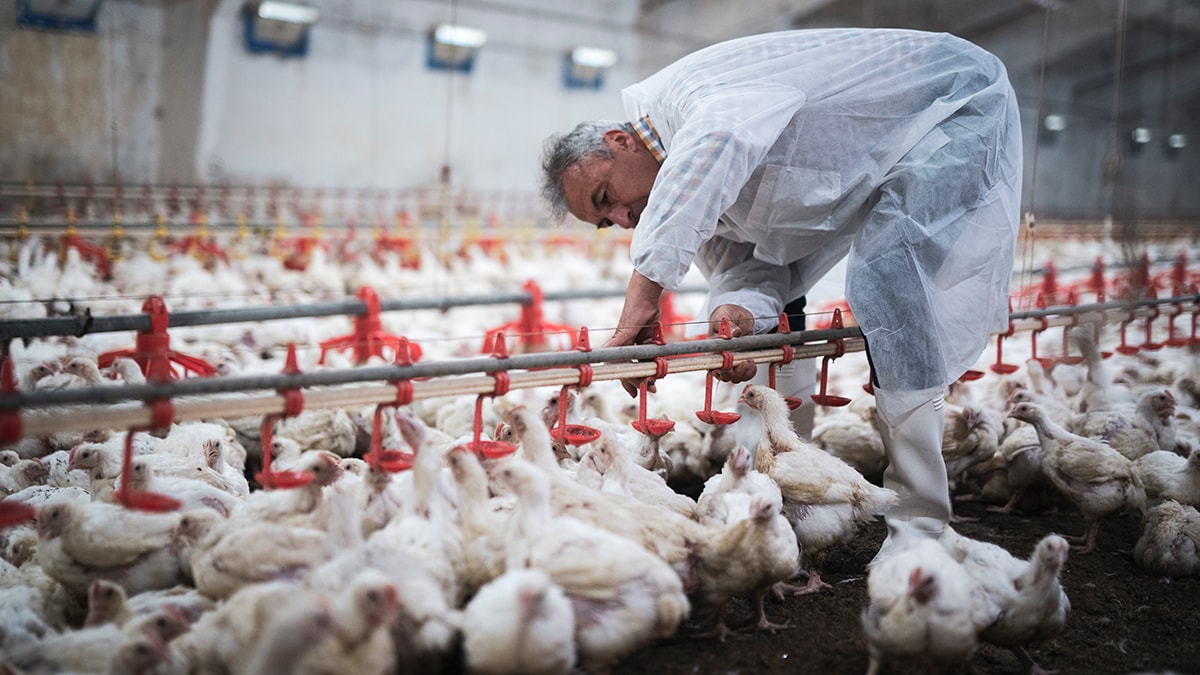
[708,304,757,383]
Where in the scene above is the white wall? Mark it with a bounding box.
[194,0,642,195]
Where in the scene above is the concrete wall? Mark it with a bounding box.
[0,1,163,184]
[1,0,1196,223]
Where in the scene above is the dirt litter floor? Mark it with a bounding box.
[608,496,1200,675]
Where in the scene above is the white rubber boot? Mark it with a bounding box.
[870,388,950,565]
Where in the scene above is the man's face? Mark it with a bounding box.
[561,129,660,230]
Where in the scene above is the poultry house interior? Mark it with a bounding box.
[2,1,1200,674]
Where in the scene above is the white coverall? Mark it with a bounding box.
[621,29,1022,544]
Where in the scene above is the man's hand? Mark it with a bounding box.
[604,270,664,397]
[709,304,757,383]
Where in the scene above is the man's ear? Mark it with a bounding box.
[603,128,636,152]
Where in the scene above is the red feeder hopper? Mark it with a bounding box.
[631,354,676,436]
[769,313,806,409]
[256,344,316,489]
[990,299,1020,375]
[1027,296,1055,370]
[810,308,851,407]
[98,296,216,381]
[548,327,602,447]
[114,399,182,512]
[365,338,419,473]
[464,334,518,461]
[482,280,578,354]
[694,318,742,425]
[319,286,423,366]
[167,221,230,267]
[59,228,112,280]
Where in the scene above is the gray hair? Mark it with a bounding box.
[539,120,635,222]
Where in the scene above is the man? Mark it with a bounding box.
[539,28,1022,552]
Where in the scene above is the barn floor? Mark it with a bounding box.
[606,495,1199,675]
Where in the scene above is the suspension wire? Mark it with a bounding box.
[106,4,121,190]
[435,0,461,296]
[1018,5,1055,306]
[1104,0,1130,254]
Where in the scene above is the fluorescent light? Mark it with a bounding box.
[571,46,618,69]
[1168,133,1187,149]
[433,24,487,48]
[257,1,319,25]
[1131,127,1152,144]
[1042,114,1066,132]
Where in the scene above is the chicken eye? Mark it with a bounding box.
[366,590,379,602]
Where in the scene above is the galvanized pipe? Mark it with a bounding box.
[0,327,861,411]
[0,284,707,342]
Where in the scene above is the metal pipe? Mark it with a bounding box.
[12,340,866,439]
[0,327,863,411]
[0,284,707,342]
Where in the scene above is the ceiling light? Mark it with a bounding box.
[1042,114,1066,132]
[571,47,618,69]
[257,1,318,25]
[1131,127,1152,144]
[427,24,487,73]
[1168,133,1187,149]
[433,24,488,49]
[564,46,619,90]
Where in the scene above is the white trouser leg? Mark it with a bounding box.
[874,388,950,546]
[742,359,817,438]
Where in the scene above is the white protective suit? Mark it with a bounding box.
[621,29,1022,541]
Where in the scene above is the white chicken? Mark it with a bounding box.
[1009,401,1146,553]
[940,528,1071,672]
[1070,324,1132,412]
[273,407,360,457]
[35,497,189,597]
[739,384,898,593]
[189,481,358,600]
[811,397,887,484]
[689,494,800,639]
[587,430,696,518]
[1068,388,1177,460]
[695,445,781,527]
[502,405,712,587]
[861,536,993,675]
[1134,447,1200,506]
[176,581,336,674]
[305,528,462,673]
[462,568,577,675]
[941,404,1003,489]
[444,445,510,597]
[495,457,689,675]
[123,457,240,516]
[373,410,466,607]
[1133,499,1200,577]
[295,569,400,675]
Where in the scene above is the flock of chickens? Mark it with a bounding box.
[0,233,1198,674]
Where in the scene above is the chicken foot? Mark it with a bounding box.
[748,587,793,633]
[1065,518,1100,554]
[774,551,832,595]
[688,603,734,642]
[1013,645,1059,675]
